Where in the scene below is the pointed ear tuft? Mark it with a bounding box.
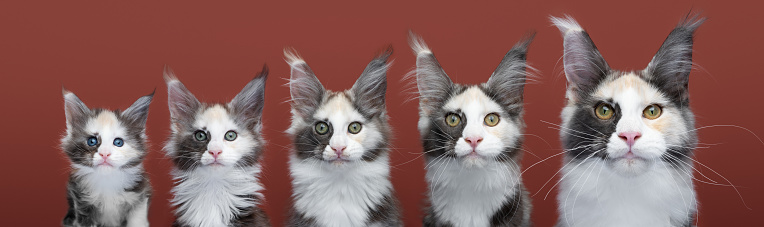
[230,65,268,131]
[351,49,392,117]
[486,33,534,110]
[408,32,453,116]
[122,91,154,127]
[645,13,705,104]
[286,48,325,119]
[551,15,610,100]
[164,67,201,130]
[63,88,91,128]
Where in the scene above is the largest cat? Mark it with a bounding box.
[551,15,704,227]
[411,33,534,227]
[164,66,271,227]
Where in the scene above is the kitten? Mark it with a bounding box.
[61,89,153,227]
[163,66,271,227]
[284,48,402,227]
[410,33,534,227]
[550,15,704,227]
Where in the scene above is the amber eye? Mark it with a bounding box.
[643,104,662,120]
[594,103,615,120]
[484,113,500,127]
[348,122,362,134]
[315,122,329,135]
[445,113,461,127]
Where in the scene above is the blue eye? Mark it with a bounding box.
[113,138,124,147]
[86,137,98,146]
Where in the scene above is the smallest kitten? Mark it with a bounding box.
[61,89,153,227]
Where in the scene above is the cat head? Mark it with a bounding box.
[552,14,703,176]
[410,33,532,168]
[61,89,153,171]
[285,48,391,165]
[164,65,268,171]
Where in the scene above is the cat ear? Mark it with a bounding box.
[121,91,154,127]
[351,48,391,117]
[62,88,91,128]
[486,34,534,110]
[551,16,610,100]
[409,32,454,116]
[645,14,705,104]
[229,65,268,131]
[285,49,325,119]
[164,66,201,130]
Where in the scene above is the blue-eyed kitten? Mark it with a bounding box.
[284,49,402,227]
[550,15,704,227]
[61,89,153,227]
[163,66,271,227]
[411,33,534,227]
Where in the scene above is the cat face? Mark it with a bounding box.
[285,49,391,165]
[552,15,703,176]
[164,66,268,171]
[61,90,153,170]
[410,33,532,167]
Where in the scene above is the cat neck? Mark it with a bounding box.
[289,154,393,227]
[557,159,696,227]
[71,163,144,192]
[171,165,264,227]
[425,158,521,227]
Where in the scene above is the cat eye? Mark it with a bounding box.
[643,104,663,120]
[113,138,124,147]
[224,131,237,141]
[194,131,208,141]
[594,103,614,120]
[315,122,329,135]
[484,113,500,127]
[86,137,98,146]
[348,122,362,134]
[445,113,461,127]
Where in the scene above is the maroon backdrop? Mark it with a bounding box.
[2,0,763,226]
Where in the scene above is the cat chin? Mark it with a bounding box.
[606,157,654,177]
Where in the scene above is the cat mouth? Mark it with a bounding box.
[95,161,113,167]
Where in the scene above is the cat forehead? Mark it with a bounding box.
[314,93,364,123]
[85,111,125,135]
[195,105,236,130]
[444,87,502,114]
[594,73,666,106]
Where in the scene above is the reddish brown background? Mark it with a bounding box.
[2,0,763,226]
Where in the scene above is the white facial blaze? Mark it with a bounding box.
[444,87,520,163]
[86,112,137,169]
[313,95,381,161]
[194,105,256,167]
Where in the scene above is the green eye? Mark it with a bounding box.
[224,131,237,141]
[643,104,662,120]
[315,122,329,135]
[445,113,461,127]
[595,103,614,120]
[348,122,362,134]
[194,131,207,141]
[484,113,500,126]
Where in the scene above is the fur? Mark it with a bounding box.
[61,90,153,227]
[410,33,533,227]
[551,14,704,227]
[285,48,402,227]
[163,66,271,227]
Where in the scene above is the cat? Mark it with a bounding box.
[284,48,402,227]
[410,32,534,227]
[163,65,271,227]
[60,89,153,227]
[550,14,704,227]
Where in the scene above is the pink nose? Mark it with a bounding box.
[99,153,111,158]
[464,137,483,148]
[208,150,222,159]
[331,146,346,156]
[618,132,642,147]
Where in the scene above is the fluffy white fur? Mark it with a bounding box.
[289,154,392,227]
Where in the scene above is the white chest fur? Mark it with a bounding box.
[557,160,696,227]
[171,166,263,227]
[426,159,519,227]
[289,154,392,227]
[73,165,145,226]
